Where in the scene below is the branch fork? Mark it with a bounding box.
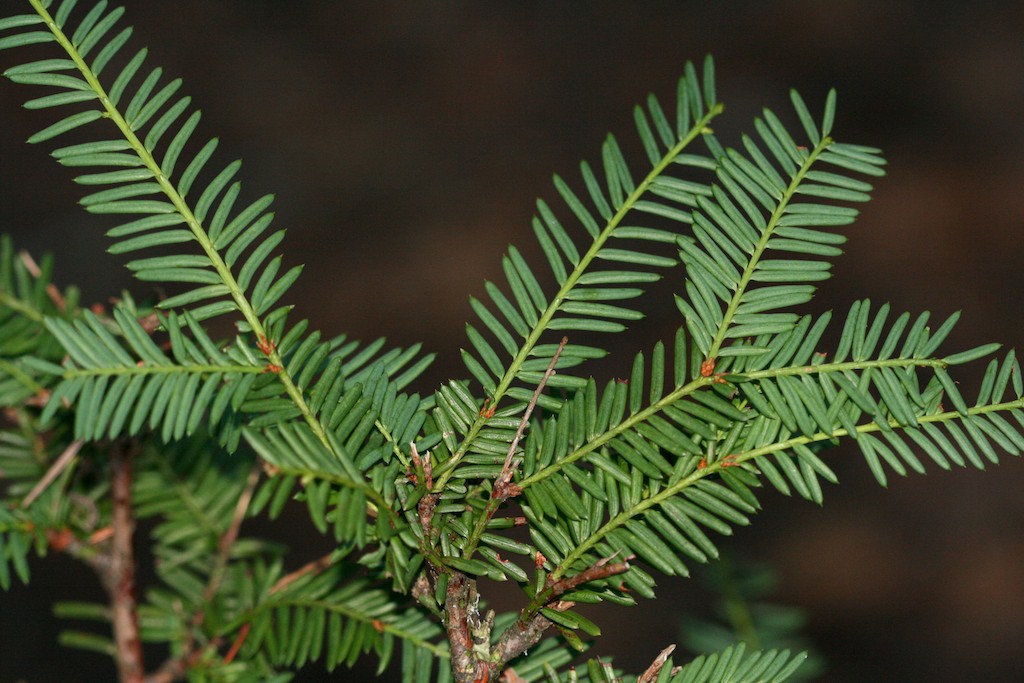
[445,552,633,683]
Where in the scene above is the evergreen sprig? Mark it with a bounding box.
[0,0,437,474]
[1,1,1021,682]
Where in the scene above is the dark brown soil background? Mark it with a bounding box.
[1,2,1022,681]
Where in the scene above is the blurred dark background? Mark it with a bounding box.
[1,1,1023,681]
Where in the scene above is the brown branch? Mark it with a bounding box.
[638,644,676,683]
[490,598,579,679]
[50,510,198,683]
[410,442,441,558]
[493,336,568,500]
[204,464,261,603]
[545,555,633,602]
[269,551,336,595]
[445,572,491,683]
[420,338,569,637]
[222,623,249,664]
[418,491,439,550]
[21,439,83,508]
[491,608,555,675]
[440,527,631,679]
[109,441,144,683]
[486,556,632,677]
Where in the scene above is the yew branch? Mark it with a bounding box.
[109,441,144,683]
[446,572,490,683]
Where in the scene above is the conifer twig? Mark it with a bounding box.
[638,644,676,683]
[445,572,490,683]
[203,463,261,603]
[411,442,442,558]
[269,552,336,594]
[21,438,83,508]
[109,441,144,683]
[490,599,572,675]
[205,552,338,681]
[493,336,567,500]
[543,553,633,602]
[485,556,632,677]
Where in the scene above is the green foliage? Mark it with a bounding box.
[1,1,1022,682]
[521,642,806,683]
[0,234,78,407]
